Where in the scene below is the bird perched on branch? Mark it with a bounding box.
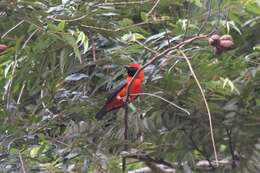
[96,63,144,120]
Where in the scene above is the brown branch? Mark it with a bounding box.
[90,35,96,61]
[225,127,236,168]
[19,152,26,173]
[121,151,175,169]
[188,133,215,170]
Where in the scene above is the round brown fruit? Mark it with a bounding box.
[220,34,233,41]
[208,34,220,46]
[219,40,234,50]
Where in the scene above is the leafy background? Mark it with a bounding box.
[0,0,259,172]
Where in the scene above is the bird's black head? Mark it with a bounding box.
[124,65,138,77]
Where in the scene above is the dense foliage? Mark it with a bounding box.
[0,0,259,172]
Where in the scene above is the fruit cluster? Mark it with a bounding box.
[208,34,234,55]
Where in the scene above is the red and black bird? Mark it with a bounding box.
[96,63,145,120]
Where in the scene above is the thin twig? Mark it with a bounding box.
[6,56,18,109]
[130,92,190,115]
[22,29,38,49]
[48,14,88,22]
[7,136,24,151]
[122,101,129,172]
[147,0,161,15]
[99,0,150,5]
[162,23,171,48]
[168,59,180,73]
[188,132,215,170]
[40,81,55,116]
[17,82,26,104]
[121,151,174,168]
[179,49,219,166]
[1,20,24,39]
[225,127,236,168]
[135,40,158,54]
[19,152,26,173]
[90,34,96,61]
[81,22,149,32]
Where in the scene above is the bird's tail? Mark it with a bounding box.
[95,106,107,120]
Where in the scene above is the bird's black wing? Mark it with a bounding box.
[96,79,127,120]
[105,79,127,104]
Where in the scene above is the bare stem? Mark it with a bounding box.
[1,20,24,39]
[179,49,219,166]
[147,0,161,15]
[130,92,190,115]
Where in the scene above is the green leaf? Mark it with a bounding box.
[245,1,260,15]
[76,31,89,53]
[132,33,145,41]
[253,44,260,51]
[57,20,66,30]
[122,33,145,43]
[30,146,41,158]
[177,19,188,31]
[47,23,63,32]
[189,0,203,7]
[140,12,148,21]
[63,34,82,63]
[76,31,85,46]
[83,37,89,54]
[59,48,66,75]
[119,18,133,27]
[226,21,242,35]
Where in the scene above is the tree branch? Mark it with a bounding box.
[225,127,236,168]
[19,152,26,173]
